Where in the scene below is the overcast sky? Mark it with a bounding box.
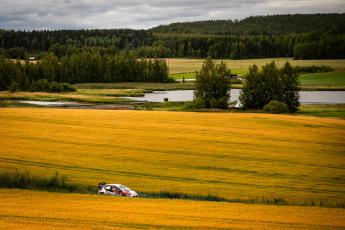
[1,0,344,30]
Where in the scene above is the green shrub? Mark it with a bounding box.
[49,82,64,92]
[293,65,333,73]
[165,77,176,83]
[61,83,76,92]
[9,80,19,92]
[31,80,76,92]
[263,100,289,114]
[217,97,229,110]
[31,79,51,92]
[0,171,95,193]
[193,97,207,109]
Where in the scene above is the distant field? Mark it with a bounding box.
[0,108,344,207]
[166,58,345,74]
[1,189,345,229]
[169,69,247,80]
[167,59,345,90]
[300,71,345,87]
[169,72,196,80]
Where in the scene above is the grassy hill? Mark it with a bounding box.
[0,108,344,207]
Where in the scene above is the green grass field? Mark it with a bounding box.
[300,71,345,86]
[169,69,247,80]
[300,104,345,119]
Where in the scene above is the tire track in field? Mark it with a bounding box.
[0,115,343,147]
[1,133,344,170]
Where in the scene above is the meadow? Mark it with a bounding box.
[299,71,345,90]
[0,108,344,207]
[1,189,345,229]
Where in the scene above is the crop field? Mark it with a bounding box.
[166,58,345,74]
[1,189,345,229]
[0,108,345,207]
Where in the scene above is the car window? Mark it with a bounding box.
[114,186,122,191]
[119,185,130,191]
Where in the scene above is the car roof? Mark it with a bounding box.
[106,184,122,186]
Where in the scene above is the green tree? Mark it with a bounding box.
[281,62,300,112]
[194,58,231,109]
[240,61,300,112]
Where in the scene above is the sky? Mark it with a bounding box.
[0,0,344,30]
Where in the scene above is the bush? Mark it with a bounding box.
[217,97,229,110]
[31,80,76,92]
[293,65,333,73]
[9,80,19,93]
[61,83,76,92]
[31,79,51,92]
[0,171,95,193]
[193,97,207,109]
[165,77,176,83]
[49,82,64,92]
[263,100,289,114]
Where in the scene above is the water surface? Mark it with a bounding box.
[125,89,345,104]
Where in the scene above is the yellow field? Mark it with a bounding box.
[1,108,345,207]
[165,58,345,74]
[1,189,345,229]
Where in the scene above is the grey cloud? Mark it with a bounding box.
[0,0,344,30]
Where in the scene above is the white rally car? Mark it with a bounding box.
[98,182,138,197]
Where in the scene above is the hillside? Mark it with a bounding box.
[0,13,344,59]
[152,14,345,35]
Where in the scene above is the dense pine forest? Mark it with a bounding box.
[0,14,344,60]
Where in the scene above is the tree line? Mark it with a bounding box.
[0,14,344,60]
[0,52,170,91]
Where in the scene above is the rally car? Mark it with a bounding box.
[98,182,138,197]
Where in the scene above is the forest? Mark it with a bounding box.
[0,14,344,60]
[0,52,170,91]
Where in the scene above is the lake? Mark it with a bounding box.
[124,89,345,104]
